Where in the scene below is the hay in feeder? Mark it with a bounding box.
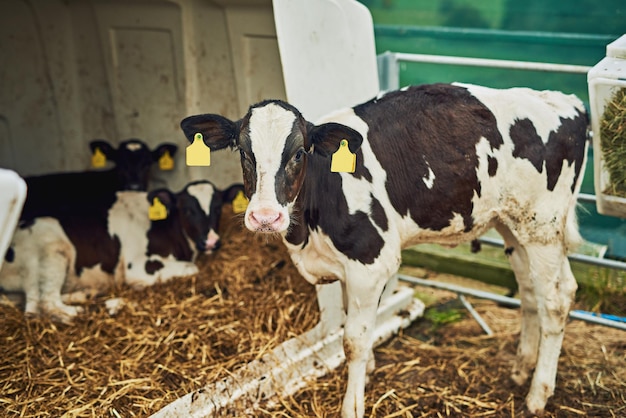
[1,206,625,417]
[600,87,626,197]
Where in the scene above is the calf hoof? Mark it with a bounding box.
[511,364,532,386]
[514,403,544,418]
[182,264,199,277]
[524,390,550,417]
[519,404,545,418]
[44,303,83,324]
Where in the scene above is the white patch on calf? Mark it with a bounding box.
[422,159,435,189]
[246,103,297,230]
[455,83,584,142]
[125,142,143,151]
[0,217,82,322]
[125,255,198,288]
[465,88,584,247]
[187,182,215,216]
[108,191,151,268]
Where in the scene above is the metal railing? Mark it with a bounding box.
[377,51,592,91]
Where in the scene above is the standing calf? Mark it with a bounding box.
[181,82,588,417]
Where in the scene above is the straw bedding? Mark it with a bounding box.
[1,206,625,417]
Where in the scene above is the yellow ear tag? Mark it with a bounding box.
[148,197,168,221]
[330,139,356,173]
[159,150,174,171]
[186,133,211,166]
[91,147,106,168]
[232,190,249,214]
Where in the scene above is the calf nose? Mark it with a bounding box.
[203,230,220,253]
[248,209,282,232]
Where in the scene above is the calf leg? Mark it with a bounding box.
[525,246,576,414]
[497,226,540,386]
[341,273,388,418]
[38,241,82,323]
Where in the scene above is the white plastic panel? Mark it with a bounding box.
[0,0,284,191]
[0,169,27,272]
[588,34,626,218]
[273,0,380,122]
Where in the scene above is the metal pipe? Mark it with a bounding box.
[477,236,626,271]
[397,273,626,331]
[458,294,493,335]
[391,52,592,74]
[577,193,597,204]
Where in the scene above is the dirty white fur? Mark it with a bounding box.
[0,218,82,323]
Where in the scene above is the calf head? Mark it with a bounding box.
[180,101,362,234]
[147,181,243,254]
[89,139,178,191]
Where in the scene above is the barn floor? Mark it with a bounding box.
[1,205,624,417]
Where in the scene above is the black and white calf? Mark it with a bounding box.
[21,139,177,221]
[181,83,588,417]
[0,180,243,322]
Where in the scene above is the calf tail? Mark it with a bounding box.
[564,139,590,253]
[564,203,583,253]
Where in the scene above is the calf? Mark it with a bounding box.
[21,139,177,221]
[181,83,588,417]
[0,180,243,322]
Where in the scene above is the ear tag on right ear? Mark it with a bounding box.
[159,150,174,171]
[232,190,249,214]
[91,147,106,168]
[148,197,168,221]
[186,133,211,166]
[330,139,356,173]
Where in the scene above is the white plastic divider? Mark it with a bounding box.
[0,169,27,272]
[151,286,424,417]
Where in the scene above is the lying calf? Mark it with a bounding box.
[0,180,243,322]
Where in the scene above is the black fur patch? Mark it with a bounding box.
[354,84,504,233]
[4,247,15,263]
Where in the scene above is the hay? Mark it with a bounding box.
[2,206,625,417]
[0,206,319,417]
[258,299,626,417]
[600,87,626,197]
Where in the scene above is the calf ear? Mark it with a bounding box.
[221,183,245,203]
[307,122,363,157]
[152,142,178,160]
[89,140,116,160]
[147,189,176,213]
[180,114,239,150]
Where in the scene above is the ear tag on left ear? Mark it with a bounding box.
[91,147,106,168]
[148,197,168,221]
[159,150,174,171]
[186,133,211,166]
[330,139,356,173]
[232,190,249,214]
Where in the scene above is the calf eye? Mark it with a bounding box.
[293,149,305,163]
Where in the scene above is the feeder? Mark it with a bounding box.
[588,34,626,218]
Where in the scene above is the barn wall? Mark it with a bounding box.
[0,0,286,190]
